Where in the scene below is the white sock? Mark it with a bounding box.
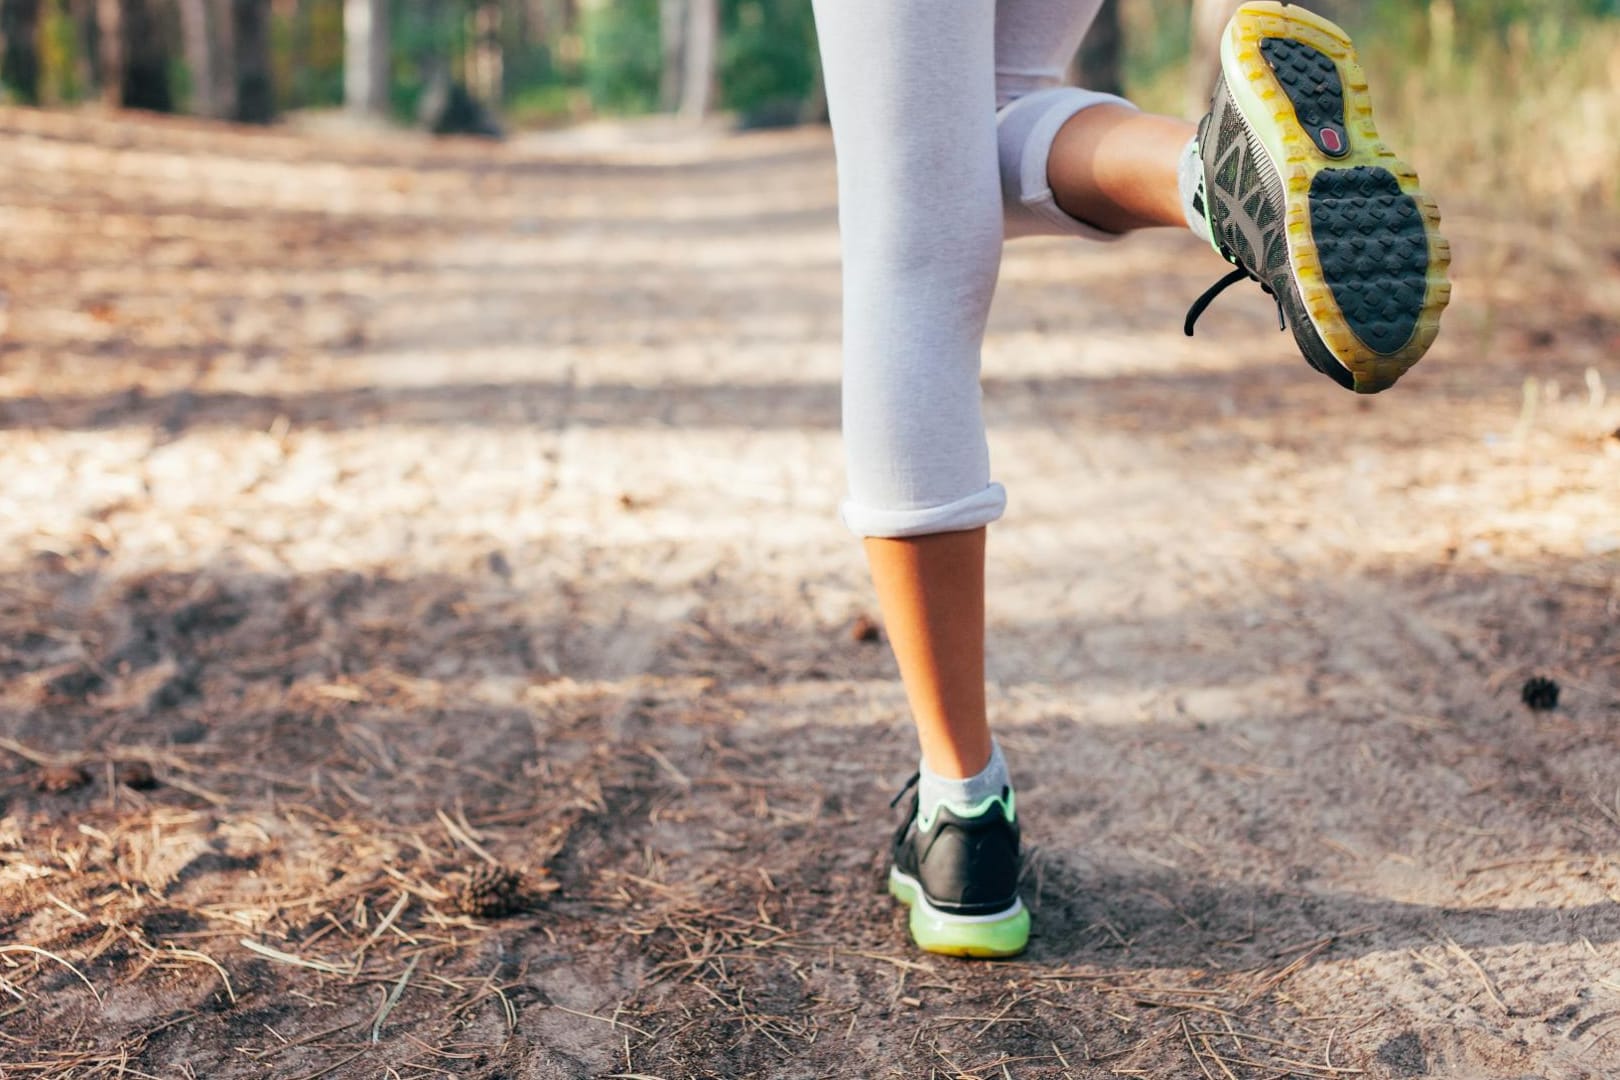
[918,740,1010,823]
[1178,135,1214,245]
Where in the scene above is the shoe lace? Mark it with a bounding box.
[1184,264,1288,338]
[888,771,919,809]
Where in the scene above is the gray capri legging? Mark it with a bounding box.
[813,0,1131,538]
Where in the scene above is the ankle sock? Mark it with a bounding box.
[919,740,1009,823]
[1178,135,1214,245]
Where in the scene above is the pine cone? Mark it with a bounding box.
[456,864,524,917]
[1521,676,1560,712]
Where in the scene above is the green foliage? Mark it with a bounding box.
[169,57,194,112]
[582,0,661,114]
[1353,2,1620,215]
[1120,0,1192,93]
[275,0,346,110]
[720,0,818,119]
[11,0,1620,210]
[1358,0,1620,57]
[572,0,820,119]
[504,82,582,126]
[36,0,82,104]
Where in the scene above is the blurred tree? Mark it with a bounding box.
[1074,0,1122,96]
[284,0,347,111]
[16,0,1615,130]
[586,0,816,122]
[720,0,817,126]
[400,0,501,134]
[232,0,273,121]
[2,0,42,103]
[68,0,99,95]
[582,0,657,113]
[99,0,172,111]
[94,0,116,104]
[344,0,388,117]
[658,0,681,110]
[177,0,220,115]
[678,0,715,120]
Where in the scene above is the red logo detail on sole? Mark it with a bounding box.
[1320,128,1345,154]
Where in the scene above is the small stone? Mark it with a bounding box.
[1521,676,1560,712]
[35,764,90,793]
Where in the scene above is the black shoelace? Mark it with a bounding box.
[1185,265,1288,338]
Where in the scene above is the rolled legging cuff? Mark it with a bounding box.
[998,86,1137,241]
[841,483,1007,539]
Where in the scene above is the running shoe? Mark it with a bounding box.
[887,773,1029,958]
[1185,1,1451,393]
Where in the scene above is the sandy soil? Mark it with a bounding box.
[1,107,1618,1079]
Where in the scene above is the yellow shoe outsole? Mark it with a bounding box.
[1223,1,1452,393]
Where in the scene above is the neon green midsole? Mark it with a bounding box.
[888,869,1030,958]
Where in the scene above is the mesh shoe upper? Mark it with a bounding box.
[1193,76,1357,391]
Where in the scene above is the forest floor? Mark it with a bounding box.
[1,107,1618,1079]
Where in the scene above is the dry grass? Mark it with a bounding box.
[1364,18,1620,218]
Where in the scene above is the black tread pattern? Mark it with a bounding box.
[1261,37,1349,158]
[1309,166,1428,355]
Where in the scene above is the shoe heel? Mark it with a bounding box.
[907,902,1030,959]
[889,868,1029,959]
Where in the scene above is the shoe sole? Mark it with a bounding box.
[887,868,1030,958]
[1223,1,1452,393]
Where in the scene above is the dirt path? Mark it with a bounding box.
[1,108,1618,1079]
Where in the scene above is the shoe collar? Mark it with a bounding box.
[916,786,1016,835]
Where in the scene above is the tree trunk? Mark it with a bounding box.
[71,0,99,97]
[1,0,40,104]
[177,0,217,115]
[499,0,526,101]
[344,0,389,118]
[95,0,119,105]
[1073,0,1122,97]
[658,0,683,112]
[121,0,173,112]
[677,0,714,122]
[468,0,500,105]
[231,0,272,122]
[208,0,237,116]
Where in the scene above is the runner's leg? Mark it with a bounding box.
[813,0,1003,780]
